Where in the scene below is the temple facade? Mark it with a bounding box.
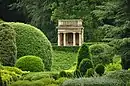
[57,19,84,46]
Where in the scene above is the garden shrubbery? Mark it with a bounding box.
[15,55,44,72]
[90,43,114,66]
[79,58,93,76]
[62,77,123,86]
[0,66,23,86]
[110,38,130,69]
[105,70,130,85]
[77,43,91,69]
[95,64,105,76]
[3,22,53,71]
[0,23,17,66]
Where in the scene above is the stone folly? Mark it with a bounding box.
[57,19,84,46]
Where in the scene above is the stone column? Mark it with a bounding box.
[73,32,76,46]
[58,32,60,46]
[63,32,66,46]
[79,32,81,46]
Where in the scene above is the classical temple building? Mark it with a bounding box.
[57,19,84,46]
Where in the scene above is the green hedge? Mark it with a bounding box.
[77,43,91,69]
[4,22,53,71]
[0,67,22,86]
[62,77,123,86]
[79,58,93,76]
[90,43,114,66]
[53,46,79,52]
[0,23,17,66]
[15,56,44,72]
[105,70,130,85]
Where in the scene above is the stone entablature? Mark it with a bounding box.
[57,19,84,46]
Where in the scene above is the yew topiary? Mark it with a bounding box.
[79,58,93,76]
[4,22,53,71]
[15,55,44,72]
[90,43,114,67]
[95,64,105,76]
[76,43,91,69]
[0,23,17,66]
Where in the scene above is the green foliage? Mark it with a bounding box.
[52,50,77,71]
[79,59,93,76]
[95,64,105,76]
[55,77,68,86]
[62,77,123,86]
[59,71,67,78]
[105,70,130,85]
[0,67,22,86]
[90,43,114,66]
[77,43,91,69]
[5,22,53,71]
[15,56,44,72]
[0,19,4,24]
[105,63,122,72]
[85,68,94,77]
[109,38,130,69]
[59,71,73,78]
[52,46,79,53]
[0,23,17,66]
[3,66,23,75]
[21,72,50,81]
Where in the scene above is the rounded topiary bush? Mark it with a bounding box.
[90,43,114,67]
[4,22,53,71]
[15,56,44,72]
[85,68,94,77]
[0,23,17,66]
[95,64,105,76]
[79,58,93,76]
[77,43,91,69]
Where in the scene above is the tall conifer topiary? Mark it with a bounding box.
[76,43,91,69]
[0,23,17,66]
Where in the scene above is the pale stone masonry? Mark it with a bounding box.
[57,19,84,46]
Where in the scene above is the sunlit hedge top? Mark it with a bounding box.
[4,22,53,71]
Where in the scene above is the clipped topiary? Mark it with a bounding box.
[0,23,17,66]
[59,71,67,78]
[79,58,93,76]
[85,68,94,77]
[4,22,53,71]
[77,43,91,69]
[73,69,82,78]
[90,43,114,67]
[0,18,4,24]
[95,64,105,76]
[109,38,130,69]
[15,55,44,72]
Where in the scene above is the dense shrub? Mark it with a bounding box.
[105,70,130,85]
[3,66,23,75]
[62,77,123,86]
[73,69,82,78]
[4,22,53,71]
[15,56,44,72]
[10,78,58,86]
[109,38,130,69]
[1,67,22,86]
[79,59,93,76]
[90,43,114,66]
[95,64,105,76]
[0,23,17,66]
[21,72,50,81]
[59,71,73,78]
[85,68,94,77]
[105,63,122,72]
[0,19,4,23]
[77,43,91,69]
